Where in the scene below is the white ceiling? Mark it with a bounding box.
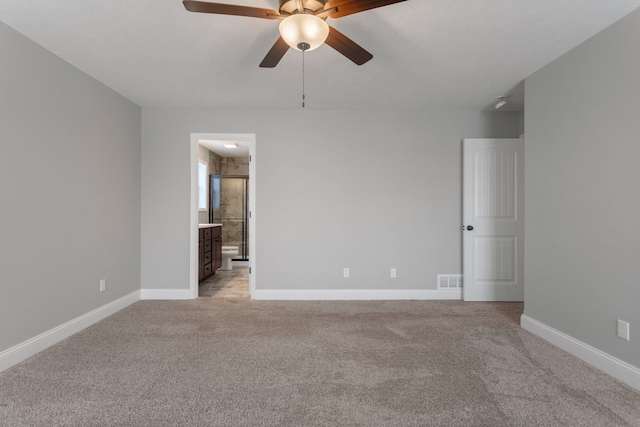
[199,137,251,157]
[2,0,639,111]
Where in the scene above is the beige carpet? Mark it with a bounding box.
[1,300,639,426]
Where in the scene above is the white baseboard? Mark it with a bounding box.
[140,288,195,300]
[521,315,640,392]
[0,291,140,373]
[252,288,462,301]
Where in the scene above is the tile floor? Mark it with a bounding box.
[198,265,249,299]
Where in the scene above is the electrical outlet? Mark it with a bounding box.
[343,268,350,278]
[390,268,397,278]
[617,319,630,341]
[99,279,106,292]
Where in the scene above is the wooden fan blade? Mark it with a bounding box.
[325,26,373,65]
[259,37,290,68]
[183,1,280,19]
[325,0,407,19]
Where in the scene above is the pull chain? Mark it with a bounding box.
[302,46,306,108]
[297,42,310,108]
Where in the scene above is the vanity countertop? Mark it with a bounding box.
[199,223,222,229]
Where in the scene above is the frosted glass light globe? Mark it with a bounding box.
[279,14,329,51]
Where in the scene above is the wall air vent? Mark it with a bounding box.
[437,274,463,289]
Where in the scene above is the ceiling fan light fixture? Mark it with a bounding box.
[279,14,329,51]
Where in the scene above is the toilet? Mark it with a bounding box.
[220,246,239,271]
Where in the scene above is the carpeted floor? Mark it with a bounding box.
[1,300,639,426]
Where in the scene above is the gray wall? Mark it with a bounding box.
[141,109,519,291]
[0,22,141,352]
[524,9,640,367]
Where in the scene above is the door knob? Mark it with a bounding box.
[466,225,474,231]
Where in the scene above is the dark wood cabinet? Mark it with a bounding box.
[199,225,222,282]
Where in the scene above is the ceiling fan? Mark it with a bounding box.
[183,0,408,68]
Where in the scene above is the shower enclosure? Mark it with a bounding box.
[209,175,249,261]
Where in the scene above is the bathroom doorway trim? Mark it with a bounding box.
[189,133,256,299]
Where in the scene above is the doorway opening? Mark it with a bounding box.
[189,133,256,299]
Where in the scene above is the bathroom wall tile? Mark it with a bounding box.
[220,156,249,175]
[209,151,223,175]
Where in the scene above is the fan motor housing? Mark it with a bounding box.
[279,0,327,14]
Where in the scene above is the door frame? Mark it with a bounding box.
[189,133,256,299]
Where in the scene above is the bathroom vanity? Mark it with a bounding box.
[198,224,222,282]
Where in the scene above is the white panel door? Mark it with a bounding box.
[463,138,524,301]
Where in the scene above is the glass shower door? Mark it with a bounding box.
[209,175,249,260]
